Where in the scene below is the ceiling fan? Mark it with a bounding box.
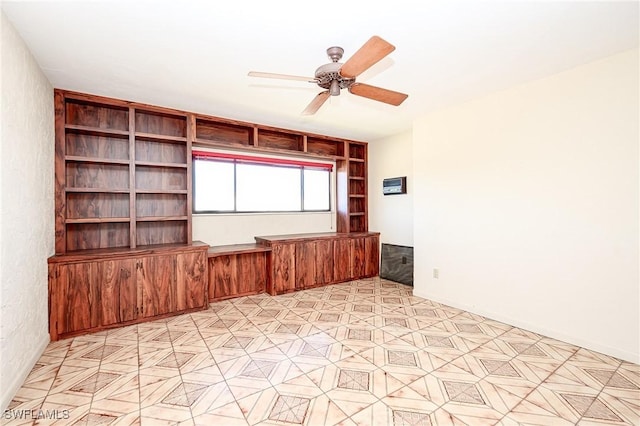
[248,36,409,115]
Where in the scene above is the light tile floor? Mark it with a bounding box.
[4,278,640,425]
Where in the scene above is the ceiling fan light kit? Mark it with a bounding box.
[248,35,408,115]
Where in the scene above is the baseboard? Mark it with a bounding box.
[0,334,50,412]
[412,289,640,365]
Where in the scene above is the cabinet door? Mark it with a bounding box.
[100,259,136,326]
[271,243,295,294]
[314,240,334,285]
[295,242,315,289]
[176,250,207,311]
[137,254,175,318]
[351,238,366,279]
[211,255,236,300]
[333,239,351,282]
[364,236,380,277]
[238,252,267,295]
[50,262,101,336]
[211,253,267,300]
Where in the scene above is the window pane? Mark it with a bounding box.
[303,169,330,211]
[194,160,235,211]
[236,163,301,211]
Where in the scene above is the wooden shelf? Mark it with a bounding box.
[65,155,130,165]
[349,212,366,216]
[65,124,129,137]
[66,217,130,224]
[55,89,369,252]
[135,161,188,168]
[135,132,187,143]
[66,187,130,193]
[136,216,188,222]
[135,189,188,194]
[194,138,343,161]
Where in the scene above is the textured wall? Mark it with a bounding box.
[1,11,54,410]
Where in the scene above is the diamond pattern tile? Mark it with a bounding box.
[393,409,432,426]
[268,395,310,424]
[443,380,486,405]
[337,369,370,391]
[4,277,639,425]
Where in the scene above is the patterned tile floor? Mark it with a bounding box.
[4,278,640,425]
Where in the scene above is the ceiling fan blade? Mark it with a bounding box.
[348,83,408,106]
[339,36,396,79]
[248,71,316,82]
[302,91,330,115]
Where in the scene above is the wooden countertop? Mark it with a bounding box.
[48,241,210,263]
[207,243,271,257]
[255,231,380,244]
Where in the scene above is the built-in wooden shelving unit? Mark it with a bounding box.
[54,89,370,256]
[51,89,373,340]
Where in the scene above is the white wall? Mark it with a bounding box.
[193,212,335,246]
[368,130,413,246]
[413,49,639,363]
[0,11,54,410]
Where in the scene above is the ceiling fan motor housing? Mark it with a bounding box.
[315,46,355,94]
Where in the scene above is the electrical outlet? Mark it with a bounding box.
[433,268,439,279]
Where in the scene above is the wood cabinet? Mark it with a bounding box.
[292,240,336,290]
[314,240,334,286]
[295,242,315,290]
[364,236,380,277]
[333,238,352,282]
[207,244,270,301]
[48,243,208,341]
[270,243,296,295]
[100,259,136,326]
[52,91,374,335]
[255,232,380,295]
[176,251,208,310]
[137,254,175,318]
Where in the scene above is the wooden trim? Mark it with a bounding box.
[53,305,206,341]
[252,127,259,147]
[255,231,379,245]
[47,241,209,264]
[129,107,136,248]
[207,243,271,257]
[335,159,349,233]
[193,139,344,161]
[363,143,369,232]
[186,113,195,245]
[54,90,67,254]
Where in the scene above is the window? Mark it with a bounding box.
[193,150,332,213]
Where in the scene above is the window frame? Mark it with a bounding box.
[192,149,333,214]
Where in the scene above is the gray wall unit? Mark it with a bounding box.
[380,243,413,286]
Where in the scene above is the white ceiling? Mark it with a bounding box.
[2,1,638,141]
